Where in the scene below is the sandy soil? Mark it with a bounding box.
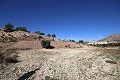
[0,47,120,80]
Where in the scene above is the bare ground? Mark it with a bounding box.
[0,47,120,80]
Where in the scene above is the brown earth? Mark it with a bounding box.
[11,41,42,50]
[51,40,80,48]
[0,47,120,80]
[0,29,80,49]
[1,40,80,50]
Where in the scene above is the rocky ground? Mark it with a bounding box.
[0,47,120,80]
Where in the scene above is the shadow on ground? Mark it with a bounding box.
[17,68,39,80]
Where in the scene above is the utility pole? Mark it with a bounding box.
[70,34,73,42]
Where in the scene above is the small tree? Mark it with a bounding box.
[47,34,51,37]
[52,34,56,38]
[71,40,75,42]
[35,31,45,35]
[35,31,40,34]
[4,23,14,32]
[69,39,75,42]
[79,40,84,43]
[52,34,56,40]
[40,32,45,35]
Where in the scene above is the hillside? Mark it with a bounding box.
[98,33,120,42]
[0,28,51,41]
[0,28,80,50]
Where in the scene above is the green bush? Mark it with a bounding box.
[52,34,56,38]
[47,34,51,37]
[41,40,50,49]
[69,39,75,42]
[15,27,28,32]
[3,23,29,32]
[35,36,43,40]
[79,40,84,43]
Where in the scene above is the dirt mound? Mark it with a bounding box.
[51,40,80,48]
[10,40,80,50]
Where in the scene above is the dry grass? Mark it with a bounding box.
[102,49,120,61]
[103,49,120,55]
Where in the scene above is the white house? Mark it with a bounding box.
[88,41,108,45]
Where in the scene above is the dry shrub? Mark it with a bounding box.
[0,52,4,64]
[5,53,19,63]
[0,48,19,69]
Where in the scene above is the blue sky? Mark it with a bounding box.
[0,0,120,41]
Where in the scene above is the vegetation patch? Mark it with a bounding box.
[105,60,117,64]
[15,27,28,32]
[41,40,51,49]
[103,49,119,54]
[0,48,19,69]
[5,54,19,63]
[4,23,29,32]
[43,76,59,80]
[114,55,120,60]
[35,36,43,41]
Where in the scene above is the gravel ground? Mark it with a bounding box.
[0,47,120,80]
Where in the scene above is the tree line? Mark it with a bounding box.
[2,23,57,38]
[3,23,85,44]
[34,31,56,39]
[3,23,28,32]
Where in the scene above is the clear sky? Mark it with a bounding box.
[0,0,120,41]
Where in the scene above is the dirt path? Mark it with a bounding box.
[34,48,120,80]
[0,48,120,80]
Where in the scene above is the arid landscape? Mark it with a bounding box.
[1,0,120,80]
[0,25,120,80]
[0,46,120,80]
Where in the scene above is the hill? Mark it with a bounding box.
[98,33,120,42]
[0,28,80,50]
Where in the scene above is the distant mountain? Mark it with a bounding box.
[98,33,120,42]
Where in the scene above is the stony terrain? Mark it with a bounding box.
[0,47,120,80]
[0,28,80,49]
